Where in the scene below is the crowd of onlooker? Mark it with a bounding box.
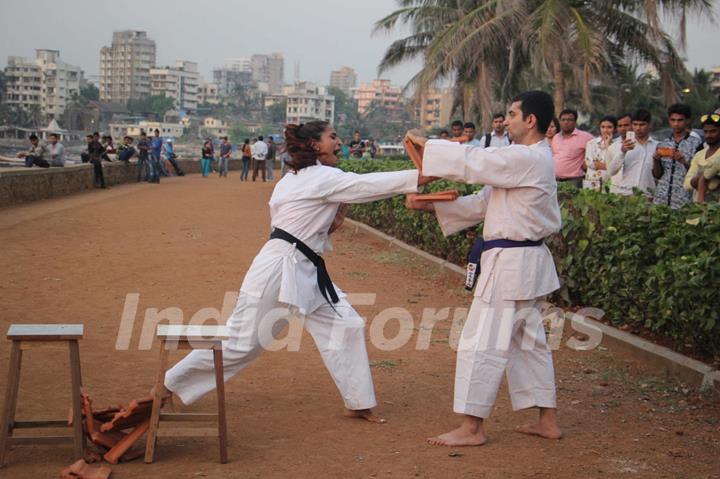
[437,104,720,207]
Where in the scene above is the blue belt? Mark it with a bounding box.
[465,238,543,291]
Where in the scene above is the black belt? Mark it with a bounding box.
[465,238,544,291]
[270,228,340,308]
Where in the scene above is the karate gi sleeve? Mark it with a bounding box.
[322,169,420,204]
[434,186,492,237]
[422,140,541,188]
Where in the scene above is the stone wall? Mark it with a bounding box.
[0,158,244,206]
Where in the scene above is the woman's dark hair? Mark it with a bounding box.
[283,121,330,171]
[550,117,560,132]
[243,138,250,144]
[599,115,617,128]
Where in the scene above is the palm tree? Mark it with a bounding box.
[376,0,713,123]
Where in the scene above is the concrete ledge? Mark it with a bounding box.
[0,158,243,206]
[347,216,719,390]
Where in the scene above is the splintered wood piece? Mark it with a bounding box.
[100,397,153,433]
[90,421,128,450]
[119,447,144,463]
[410,189,460,202]
[403,137,424,172]
[103,419,150,465]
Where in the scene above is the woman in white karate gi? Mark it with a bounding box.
[407,91,563,446]
[162,120,431,422]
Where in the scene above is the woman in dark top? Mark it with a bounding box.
[201,139,214,177]
[240,139,251,181]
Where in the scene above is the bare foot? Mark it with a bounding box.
[427,425,487,447]
[515,422,562,439]
[344,408,387,424]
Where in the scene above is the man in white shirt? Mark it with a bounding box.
[406,90,562,447]
[252,135,269,182]
[47,133,66,167]
[480,113,511,148]
[607,113,632,194]
[608,109,658,196]
[463,122,482,146]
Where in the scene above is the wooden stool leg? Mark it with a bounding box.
[213,349,228,464]
[0,341,22,467]
[145,341,169,463]
[68,340,85,459]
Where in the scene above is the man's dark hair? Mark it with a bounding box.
[49,133,59,139]
[617,112,632,122]
[599,115,617,128]
[154,129,160,134]
[492,112,505,120]
[667,103,692,119]
[559,108,578,121]
[439,129,449,136]
[463,122,476,130]
[29,133,38,141]
[92,131,99,137]
[86,134,93,139]
[258,135,264,141]
[140,130,147,136]
[632,109,652,123]
[512,90,555,134]
[124,135,133,141]
[451,120,463,128]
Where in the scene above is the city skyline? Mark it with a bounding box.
[2,0,717,91]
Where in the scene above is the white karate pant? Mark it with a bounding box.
[164,290,377,410]
[454,289,557,418]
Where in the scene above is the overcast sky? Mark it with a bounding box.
[1,0,717,89]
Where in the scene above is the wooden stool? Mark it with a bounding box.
[0,324,85,467]
[145,325,228,464]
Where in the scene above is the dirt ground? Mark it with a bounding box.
[0,172,718,479]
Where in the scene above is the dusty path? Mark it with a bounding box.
[0,173,718,478]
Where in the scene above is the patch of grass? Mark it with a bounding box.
[345,271,370,279]
[370,359,398,371]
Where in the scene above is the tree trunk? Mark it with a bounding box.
[476,63,493,132]
[553,57,565,115]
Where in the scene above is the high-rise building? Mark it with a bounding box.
[3,49,82,121]
[286,82,335,125]
[329,66,357,96]
[224,58,252,73]
[414,87,454,131]
[251,53,284,94]
[354,79,403,116]
[212,68,253,97]
[99,30,156,104]
[150,60,201,112]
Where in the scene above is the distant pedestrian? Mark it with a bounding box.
[201,138,214,177]
[118,136,136,163]
[47,133,66,167]
[266,136,276,180]
[163,138,184,176]
[137,131,153,182]
[218,136,231,178]
[240,139,251,181]
[151,129,166,179]
[17,133,49,168]
[252,135,268,182]
[86,133,107,188]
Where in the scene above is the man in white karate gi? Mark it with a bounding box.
[406,90,562,446]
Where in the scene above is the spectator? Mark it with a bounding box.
[86,133,107,188]
[240,138,251,181]
[136,131,153,182]
[552,108,594,187]
[252,135,268,182]
[685,113,720,202]
[607,113,632,194]
[652,103,703,209]
[439,130,449,139]
[365,138,378,158]
[608,109,658,196]
[480,113,511,148]
[17,133,49,168]
[163,138,184,176]
[450,120,464,139]
[583,116,616,191]
[546,117,559,141]
[266,136,276,180]
[349,131,364,158]
[151,129,166,178]
[463,122,481,146]
[201,138,214,178]
[101,135,116,162]
[47,133,65,167]
[117,136,136,163]
[218,136,231,178]
[340,139,350,158]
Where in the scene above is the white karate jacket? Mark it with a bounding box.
[240,163,420,315]
[423,139,561,302]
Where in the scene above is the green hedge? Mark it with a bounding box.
[339,158,720,359]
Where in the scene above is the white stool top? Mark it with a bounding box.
[156,325,228,341]
[7,324,84,340]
